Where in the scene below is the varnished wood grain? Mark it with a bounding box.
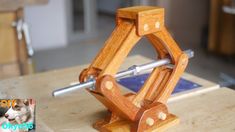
[117,6,164,36]
[102,114,179,132]
[89,21,138,75]
[0,11,18,64]
[117,6,162,20]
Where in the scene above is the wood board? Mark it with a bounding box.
[0,55,221,131]
[0,11,18,64]
[208,0,235,55]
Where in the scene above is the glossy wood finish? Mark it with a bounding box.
[79,6,189,131]
[117,6,164,36]
[0,11,18,64]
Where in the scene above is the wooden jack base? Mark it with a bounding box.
[93,114,179,132]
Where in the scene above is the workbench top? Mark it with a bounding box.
[0,55,233,131]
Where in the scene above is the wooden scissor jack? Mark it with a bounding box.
[53,6,193,132]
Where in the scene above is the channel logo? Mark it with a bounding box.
[0,99,35,132]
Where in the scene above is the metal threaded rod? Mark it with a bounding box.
[52,49,194,97]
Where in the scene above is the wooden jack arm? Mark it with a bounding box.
[88,20,141,76]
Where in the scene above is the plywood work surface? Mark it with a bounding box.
[168,87,235,132]
[0,55,229,131]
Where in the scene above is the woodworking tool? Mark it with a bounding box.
[53,6,193,132]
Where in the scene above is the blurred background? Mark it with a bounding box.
[0,0,235,88]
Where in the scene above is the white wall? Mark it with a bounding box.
[24,0,69,51]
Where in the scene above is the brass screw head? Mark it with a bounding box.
[158,112,167,120]
[105,81,113,90]
[146,117,154,126]
[155,21,160,29]
[144,24,149,31]
[134,101,142,108]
